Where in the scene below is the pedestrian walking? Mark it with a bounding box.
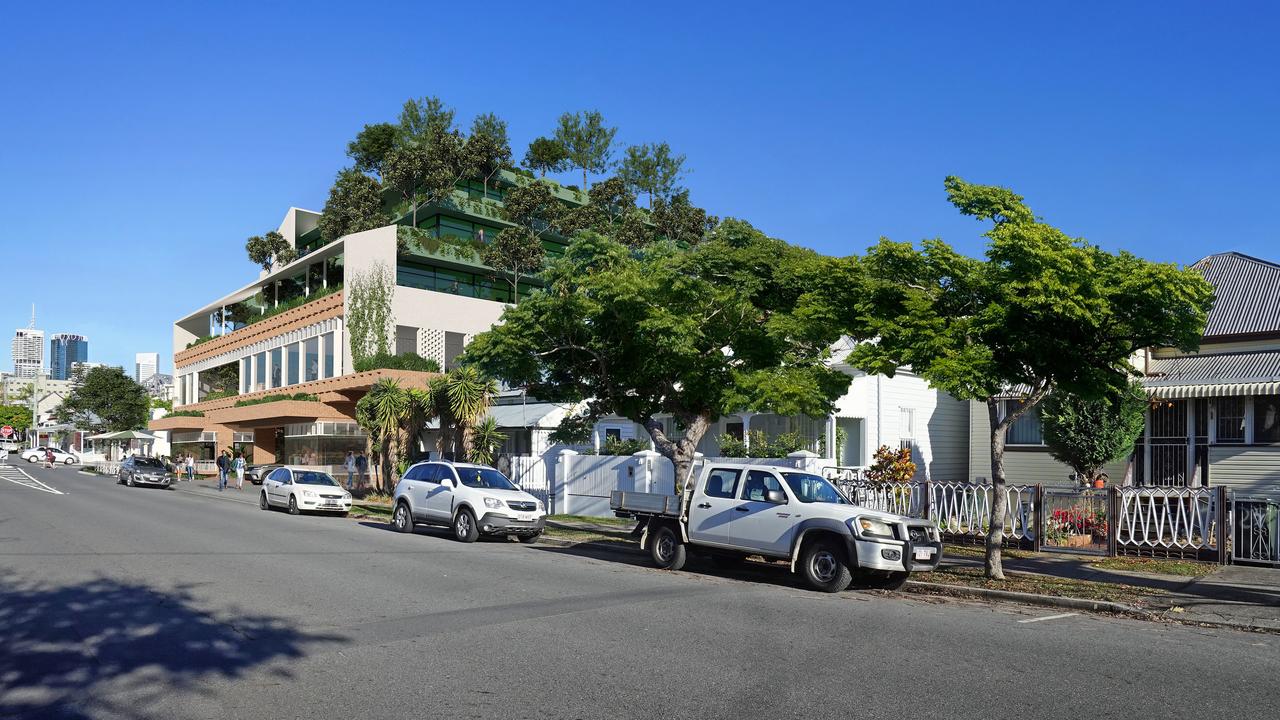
[355,452,368,489]
[185,453,194,481]
[233,453,246,490]
[44,448,54,469]
[343,451,356,489]
[216,450,229,491]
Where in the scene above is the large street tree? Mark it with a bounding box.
[319,168,388,242]
[245,230,296,272]
[523,136,569,177]
[465,221,853,484]
[845,176,1214,579]
[54,367,150,433]
[619,142,686,209]
[0,404,33,432]
[554,110,617,189]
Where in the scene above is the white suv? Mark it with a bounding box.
[390,461,546,543]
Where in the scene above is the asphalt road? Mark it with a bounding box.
[2,463,1278,720]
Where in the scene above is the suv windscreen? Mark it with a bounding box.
[133,458,164,468]
[780,472,848,504]
[456,467,517,490]
[294,471,340,486]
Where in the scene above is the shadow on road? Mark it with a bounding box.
[0,573,344,719]
[529,543,815,592]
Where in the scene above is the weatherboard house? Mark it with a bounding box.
[967,251,1280,496]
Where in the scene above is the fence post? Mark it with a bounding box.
[1107,485,1119,557]
[554,449,578,516]
[921,480,932,521]
[1216,485,1230,565]
[1033,484,1044,553]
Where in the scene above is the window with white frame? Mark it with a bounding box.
[1255,395,1280,444]
[899,408,915,451]
[1216,397,1246,443]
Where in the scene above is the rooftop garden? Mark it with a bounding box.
[234,392,319,408]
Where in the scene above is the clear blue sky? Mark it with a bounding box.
[2,1,1276,373]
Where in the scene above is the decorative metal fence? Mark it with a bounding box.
[835,480,1232,562]
[1232,496,1279,566]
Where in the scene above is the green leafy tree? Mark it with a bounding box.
[54,367,150,432]
[356,378,410,493]
[319,168,388,242]
[482,229,544,304]
[0,404,33,432]
[383,116,471,228]
[245,230,297,272]
[652,190,718,246]
[465,221,852,485]
[347,261,396,366]
[523,136,569,177]
[554,110,617,188]
[619,142,686,209]
[1041,382,1148,485]
[346,122,399,177]
[469,417,507,466]
[398,96,455,147]
[466,112,512,196]
[846,176,1215,579]
[429,366,498,462]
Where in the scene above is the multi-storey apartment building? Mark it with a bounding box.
[151,171,580,469]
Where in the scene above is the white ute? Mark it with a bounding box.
[611,463,943,592]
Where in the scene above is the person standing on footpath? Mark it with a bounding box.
[233,452,246,490]
[185,453,195,481]
[343,451,356,490]
[216,450,229,491]
[355,452,368,490]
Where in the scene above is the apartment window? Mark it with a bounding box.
[325,254,344,289]
[1004,400,1044,446]
[444,332,465,371]
[304,337,320,382]
[322,333,335,378]
[396,260,522,303]
[287,343,300,386]
[270,348,283,389]
[241,358,251,394]
[1255,395,1280,444]
[396,326,419,356]
[1216,397,1245,443]
[253,352,266,392]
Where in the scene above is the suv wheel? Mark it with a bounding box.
[392,502,414,533]
[259,492,269,510]
[801,539,853,593]
[649,525,686,571]
[453,509,479,543]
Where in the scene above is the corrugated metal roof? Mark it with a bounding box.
[1144,350,1280,386]
[1192,252,1280,337]
[423,402,567,430]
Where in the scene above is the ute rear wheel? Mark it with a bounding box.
[800,540,853,593]
[649,525,686,571]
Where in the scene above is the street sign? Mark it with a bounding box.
[0,426,12,438]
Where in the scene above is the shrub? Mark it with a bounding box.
[234,392,318,408]
[353,352,441,373]
[864,445,916,486]
[598,437,649,455]
[716,433,748,457]
[717,429,808,458]
[166,409,205,418]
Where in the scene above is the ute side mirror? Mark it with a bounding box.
[765,489,787,505]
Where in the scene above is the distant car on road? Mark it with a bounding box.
[20,447,79,465]
[118,456,173,488]
[390,460,546,543]
[259,466,352,516]
[245,464,276,485]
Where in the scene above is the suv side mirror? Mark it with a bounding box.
[765,489,787,504]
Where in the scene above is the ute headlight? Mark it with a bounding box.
[484,497,503,509]
[856,517,894,539]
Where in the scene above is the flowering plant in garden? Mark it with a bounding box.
[1047,506,1109,537]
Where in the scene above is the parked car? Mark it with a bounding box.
[390,460,545,543]
[117,456,173,488]
[259,466,351,515]
[245,464,276,485]
[20,447,80,465]
[611,463,943,593]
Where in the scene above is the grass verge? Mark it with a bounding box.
[941,544,1039,560]
[543,525,635,548]
[350,503,392,520]
[547,513,632,527]
[1089,556,1212,577]
[914,566,1165,606]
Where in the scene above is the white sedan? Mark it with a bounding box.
[20,446,80,465]
[259,466,352,516]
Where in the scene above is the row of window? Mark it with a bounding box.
[396,260,534,303]
[240,333,336,393]
[1001,395,1280,447]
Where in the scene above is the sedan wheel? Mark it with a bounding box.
[288,495,300,515]
[26,456,37,463]
[64,457,75,465]
[126,474,134,487]
[259,492,269,510]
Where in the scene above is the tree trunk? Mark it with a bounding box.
[985,399,1007,580]
[643,415,710,495]
[582,167,588,189]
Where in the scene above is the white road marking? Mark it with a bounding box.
[0,465,64,495]
[1018,612,1078,624]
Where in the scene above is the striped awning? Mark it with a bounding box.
[1146,381,1280,399]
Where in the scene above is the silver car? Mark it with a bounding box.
[118,456,173,488]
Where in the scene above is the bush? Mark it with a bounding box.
[598,437,649,455]
[864,445,916,486]
[353,352,441,373]
[166,410,205,418]
[716,433,748,457]
[716,429,808,458]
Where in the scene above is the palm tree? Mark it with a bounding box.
[359,378,409,492]
[469,417,507,466]
[428,367,499,462]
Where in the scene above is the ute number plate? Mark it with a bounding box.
[914,547,935,561]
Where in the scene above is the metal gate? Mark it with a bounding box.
[1041,489,1109,555]
[1232,496,1280,566]
[1147,400,1188,486]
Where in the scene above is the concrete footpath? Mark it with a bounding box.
[159,474,1280,631]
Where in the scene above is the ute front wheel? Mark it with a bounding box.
[801,540,853,593]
